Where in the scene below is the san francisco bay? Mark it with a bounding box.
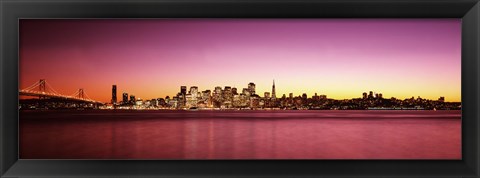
[20,110,461,159]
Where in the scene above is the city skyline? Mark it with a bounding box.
[90,80,458,110]
[20,19,461,102]
[108,80,453,103]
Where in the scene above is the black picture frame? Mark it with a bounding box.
[1,0,479,177]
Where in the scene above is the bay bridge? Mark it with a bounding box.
[19,79,104,109]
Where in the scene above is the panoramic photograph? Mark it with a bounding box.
[19,19,461,159]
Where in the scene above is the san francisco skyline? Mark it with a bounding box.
[20,19,461,103]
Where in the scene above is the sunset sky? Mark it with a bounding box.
[19,19,461,103]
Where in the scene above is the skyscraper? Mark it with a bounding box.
[122,92,128,104]
[242,88,250,96]
[271,80,276,99]
[111,85,117,104]
[248,82,256,95]
[130,95,135,104]
[180,86,187,95]
[190,86,199,98]
[223,86,233,106]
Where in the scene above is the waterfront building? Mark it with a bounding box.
[151,99,158,107]
[250,95,260,108]
[438,96,445,102]
[213,86,223,108]
[223,86,233,108]
[157,98,166,106]
[242,88,250,96]
[313,93,319,101]
[214,86,222,95]
[248,82,256,95]
[264,92,270,99]
[186,93,197,108]
[170,96,179,108]
[181,86,187,95]
[144,100,151,107]
[129,95,135,104]
[165,96,170,105]
[190,86,199,99]
[233,94,242,108]
[111,85,117,104]
[177,93,186,108]
[201,90,212,107]
[122,92,128,104]
[271,80,276,99]
[232,87,238,95]
[136,99,143,106]
[302,93,308,100]
[259,99,265,108]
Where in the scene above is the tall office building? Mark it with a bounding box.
[313,93,319,101]
[214,86,222,95]
[213,86,223,106]
[271,80,276,99]
[111,85,117,104]
[190,86,199,98]
[242,88,250,96]
[180,86,187,95]
[368,91,374,99]
[130,95,135,104]
[248,82,256,95]
[122,92,128,104]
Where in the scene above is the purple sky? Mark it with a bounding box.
[20,19,461,102]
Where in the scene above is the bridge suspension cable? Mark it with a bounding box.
[70,90,80,98]
[22,80,41,91]
[83,90,94,101]
[44,81,62,95]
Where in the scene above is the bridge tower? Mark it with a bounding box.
[78,89,84,99]
[39,79,46,100]
[39,79,46,92]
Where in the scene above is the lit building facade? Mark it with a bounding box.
[111,85,117,105]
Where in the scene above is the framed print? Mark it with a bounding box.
[1,0,479,177]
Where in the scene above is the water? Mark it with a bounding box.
[19,110,461,159]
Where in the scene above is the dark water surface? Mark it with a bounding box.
[20,110,461,159]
